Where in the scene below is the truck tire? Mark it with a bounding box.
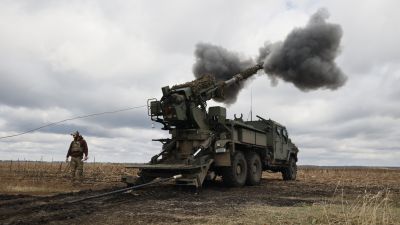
[245,152,262,185]
[282,157,297,181]
[221,151,247,187]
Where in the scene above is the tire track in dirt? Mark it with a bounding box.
[1,171,399,225]
[0,185,186,225]
[0,187,123,225]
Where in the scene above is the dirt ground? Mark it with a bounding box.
[0,162,399,225]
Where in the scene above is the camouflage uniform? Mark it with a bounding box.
[66,136,88,181]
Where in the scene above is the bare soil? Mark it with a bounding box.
[0,162,399,225]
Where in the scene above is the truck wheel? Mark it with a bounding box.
[245,152,262,186]
[222,151,247,187]
[282,157,297,181]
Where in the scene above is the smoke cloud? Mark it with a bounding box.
[193,43,254,104]
[193,8,347,104]
[258,8,347,90]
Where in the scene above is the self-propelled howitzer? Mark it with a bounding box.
[123,64,299,188]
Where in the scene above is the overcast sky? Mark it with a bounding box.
[0,0,399,166]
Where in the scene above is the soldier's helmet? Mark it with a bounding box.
[71,131,80,138]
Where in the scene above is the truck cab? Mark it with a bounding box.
[245,117,299,179]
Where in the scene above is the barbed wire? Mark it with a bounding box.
[0,105,147,140]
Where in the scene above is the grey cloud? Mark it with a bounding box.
[84,109,151,129]
[0,106,150,139]
[0,1,400,166]
[315,1,400,75]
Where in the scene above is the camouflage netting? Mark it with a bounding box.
[172,74,218,96]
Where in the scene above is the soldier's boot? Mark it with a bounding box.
[70,159,78,183]
[77,161,84,183]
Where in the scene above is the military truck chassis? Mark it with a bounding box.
[122,65,299,188]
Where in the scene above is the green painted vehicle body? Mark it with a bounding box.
[122,64,299,187]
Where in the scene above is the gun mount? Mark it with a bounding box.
[148,64,263,130]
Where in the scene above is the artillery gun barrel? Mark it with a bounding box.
[224,64,263,86]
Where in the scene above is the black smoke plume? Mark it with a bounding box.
[257,8,347,90]
[193,43,254,104]
[192,8,347,104]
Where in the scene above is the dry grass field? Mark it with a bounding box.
[0,161,399,225]
[0,161,129,195]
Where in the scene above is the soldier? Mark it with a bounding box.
[66,131,88,182]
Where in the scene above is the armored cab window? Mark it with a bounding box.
[282,128,288,143]
[276,127,281,136]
